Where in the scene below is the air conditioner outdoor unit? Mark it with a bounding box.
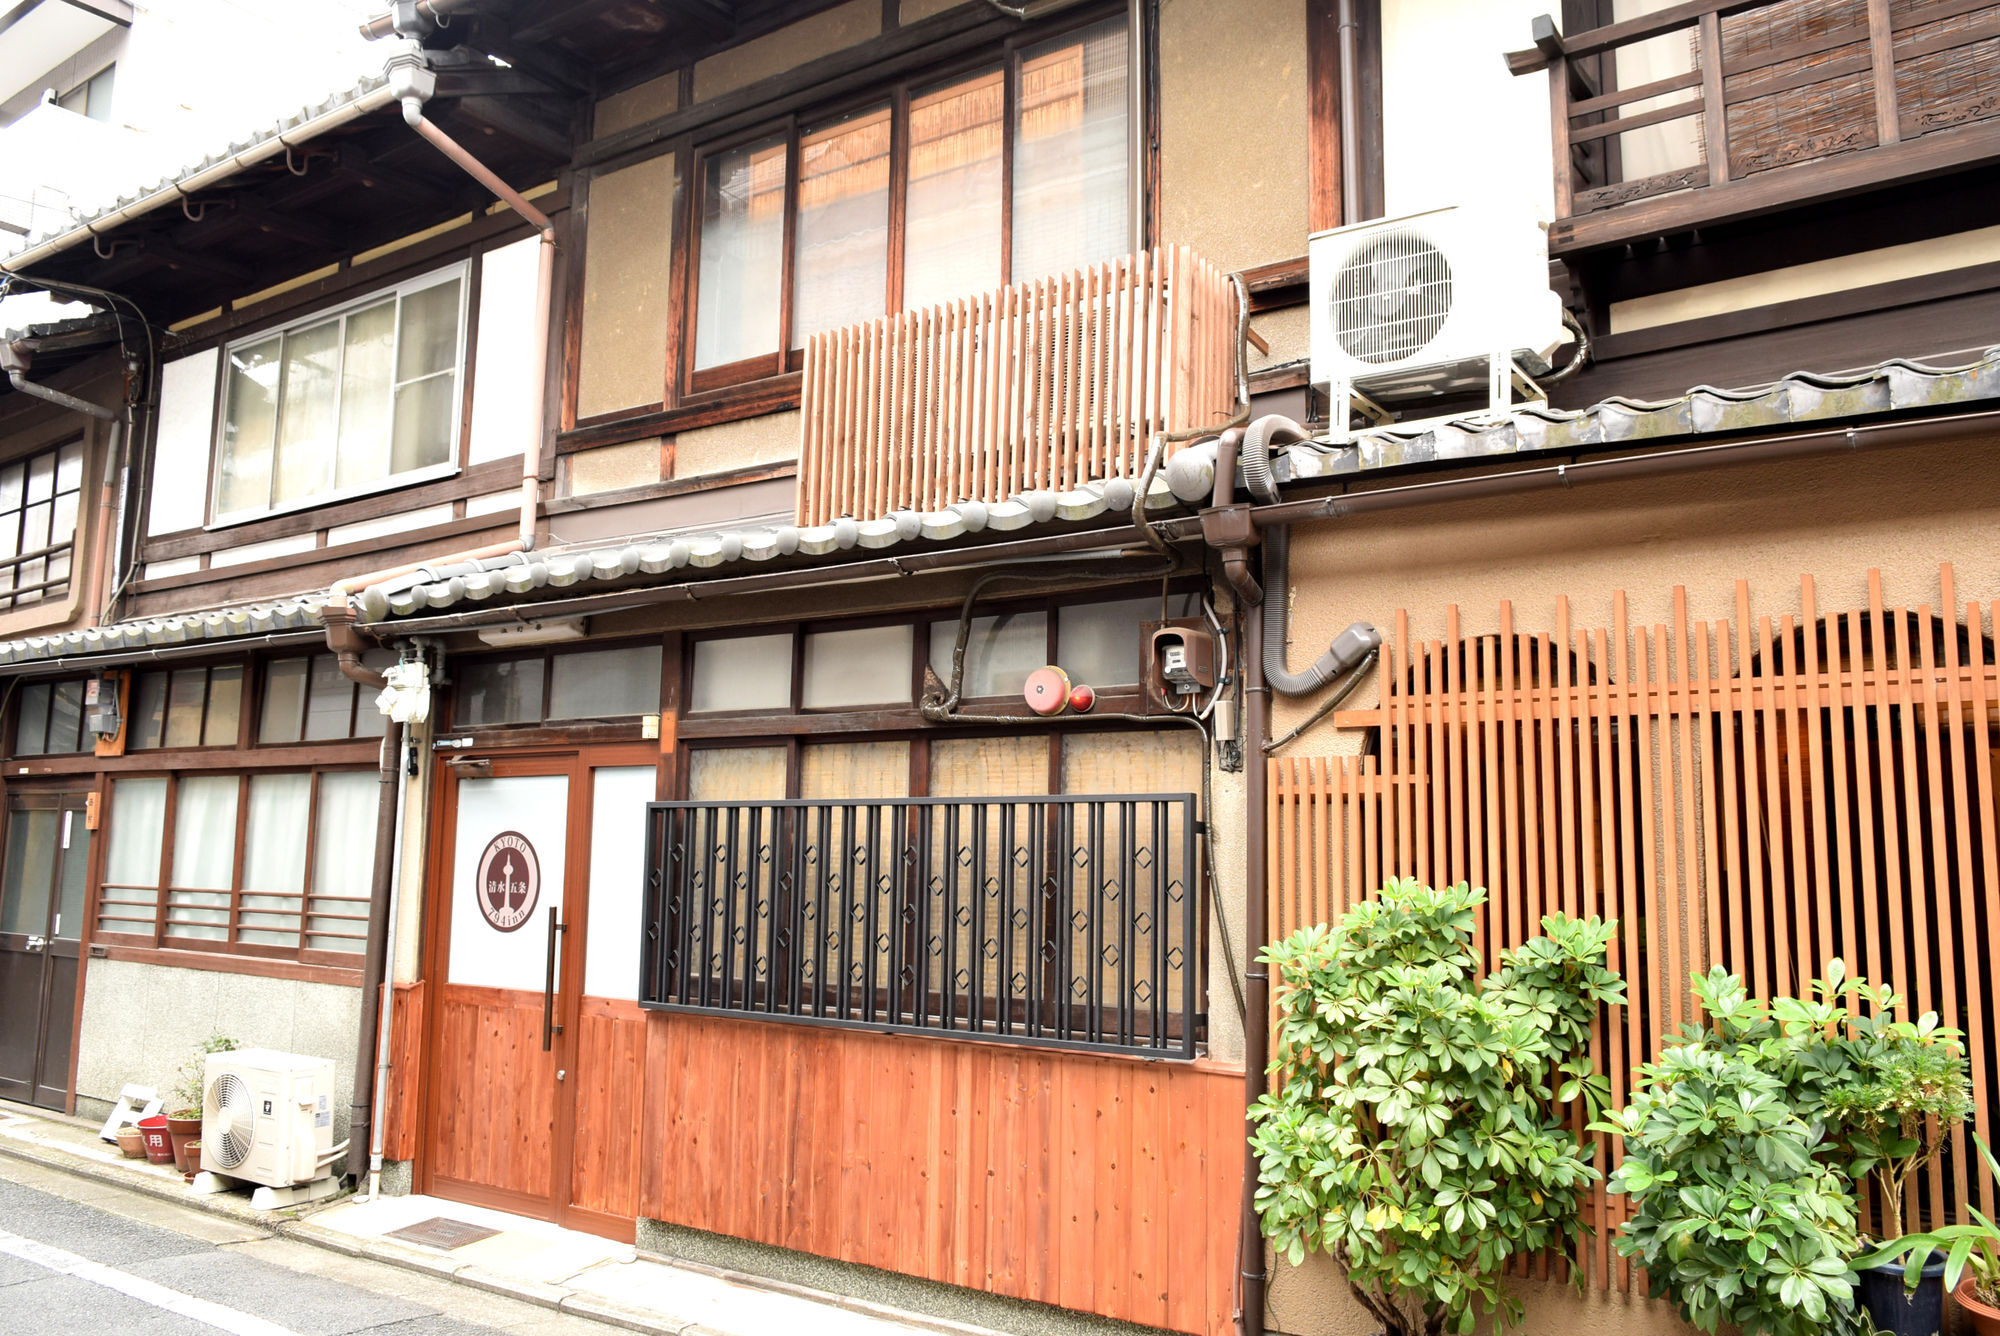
[196,1049,343,1208]
[1308,204,1570,441]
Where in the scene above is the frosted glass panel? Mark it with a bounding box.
[309,771,377,953]
[259,657,309,743]
[794,105,890,342]
[1012,19,1131,281]
[688,747,788,801]
[550,645,662,719]
[171,776,238,890]
[241,773,309,948]
[695,135,788,370]
[15,682,47,755]
[105,779,166,885]
[304,654,356,740]
[336,301,396,489]
[1058,596,1153,688]
[164,667,206,748]
[799,741,909,799]
[690,634,792,712]
[204,664,243,746]
[905,69,1004,310]
[802,625,912,708]
[271,318,340,505]
[217,336,280,516]
[929,611,1046,699]
[458,657,546,725]
[930,736,1049,797]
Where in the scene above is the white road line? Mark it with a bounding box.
[0,1227,304,1336]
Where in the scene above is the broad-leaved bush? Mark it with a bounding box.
[1250,878,1624,1336]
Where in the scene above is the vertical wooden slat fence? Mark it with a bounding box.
[796,246,1239,526]
[1270,564,2000,1292]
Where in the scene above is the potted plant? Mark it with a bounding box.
[1600,967,1864,1336]
[165,1034,239,1174]
[1250,878,1625,1335]
[1817,969,1973,1336]
[1859,1135,2000,1336]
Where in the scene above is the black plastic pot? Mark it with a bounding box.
[1854,1251,1947,1336]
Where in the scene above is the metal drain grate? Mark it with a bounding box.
[386,1217,501,1250]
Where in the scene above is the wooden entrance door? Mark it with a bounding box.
[420,746,658,1235]
[0,791,92,1109]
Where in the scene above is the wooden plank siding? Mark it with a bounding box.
[1270,563,2000,1290]
[382,979,425,1162]
[635,1010,1245,1336]
[795,246,1239,527]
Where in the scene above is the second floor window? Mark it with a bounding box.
[215,266,466,523]
[0,440,84,612]
[690,14,1132,385]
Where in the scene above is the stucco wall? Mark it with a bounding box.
[675,410,802,479]
[577,153,677,420]
[74,958,361,1145]
[693,0,880,102]
[1272,432,2000,745]
[1157,0,1308,273]
[571,438,665,495]
[595,70,679,139]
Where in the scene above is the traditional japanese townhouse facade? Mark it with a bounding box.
[1,3,1997,1336]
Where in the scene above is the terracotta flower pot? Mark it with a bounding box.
[1956,1276,2000,1336]
[114,1127,144,1159]
[181,1140,201,1183]
[166,1114,202,1174]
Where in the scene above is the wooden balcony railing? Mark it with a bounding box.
[794,246,1241,527]
[1508,0,2000,254]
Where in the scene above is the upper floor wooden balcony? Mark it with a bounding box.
[1509,0,2000,256]
[795,246,1241,528]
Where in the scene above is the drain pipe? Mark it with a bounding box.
[387,53,549,557]
[363,649,416,1201]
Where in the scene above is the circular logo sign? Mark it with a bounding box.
[475,831,540,932]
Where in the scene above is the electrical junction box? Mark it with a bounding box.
[1142,619,1216,711]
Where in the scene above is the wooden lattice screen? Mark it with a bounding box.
[1269,564,2000,1291]
[795,245,1239,526]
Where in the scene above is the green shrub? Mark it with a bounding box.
[1249,878,1623,1336]
[170,1033,241,1116]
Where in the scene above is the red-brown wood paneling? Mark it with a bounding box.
[382,979,425,1162]
[637,1012,1244,1336]
[428,983,557,1204]
[567,996,649,1221]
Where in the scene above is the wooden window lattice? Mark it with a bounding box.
[1269,563,2000,1293]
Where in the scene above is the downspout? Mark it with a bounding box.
[1231,10,1372,1329]
[363,672,412,1201]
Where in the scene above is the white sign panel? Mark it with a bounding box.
[448,774,568,991]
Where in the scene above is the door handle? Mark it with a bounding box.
[542,905,566,1052]
[25,935,46,952]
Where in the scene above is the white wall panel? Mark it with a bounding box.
[148,348,218,536]
[467,234,541,465]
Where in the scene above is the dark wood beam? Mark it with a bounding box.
[432,67,564,99]
[445,96,575,164]
[512,0,648,44]
[136,240,253,286]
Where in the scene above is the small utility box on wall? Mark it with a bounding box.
[1142,619,1216,712]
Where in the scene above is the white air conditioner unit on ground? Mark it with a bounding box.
[192,1049,344,1209]
[1308,204,1570,441]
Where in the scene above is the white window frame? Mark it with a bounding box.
[209,262,470,528]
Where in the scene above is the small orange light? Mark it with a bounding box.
[1068,683,1096,713]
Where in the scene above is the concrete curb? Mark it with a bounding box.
[0,1118,1007,1336]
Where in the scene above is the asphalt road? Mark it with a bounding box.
[0,1156,629,1336]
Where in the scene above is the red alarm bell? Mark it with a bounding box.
[1023,666,1071,716]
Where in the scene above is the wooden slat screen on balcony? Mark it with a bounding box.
[796,245,1238,527]
[1269,563,2000,1293]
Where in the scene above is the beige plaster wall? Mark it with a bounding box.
[1270,432,2000,746]
[898,0,970,22]
[595,70,680,139]
[570,438,665,495]
[1268,1260,1684,1336]
[1158,0,1308,273]
[577,153,676,420]
[674,410,802,479]
[693,0,880,102]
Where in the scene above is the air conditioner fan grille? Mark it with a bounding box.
[204,1071,255,1170]
[1330,228,1454,366]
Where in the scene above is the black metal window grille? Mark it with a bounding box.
[641,794,1201,1058]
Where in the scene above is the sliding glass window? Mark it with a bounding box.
[687,14,1132,389]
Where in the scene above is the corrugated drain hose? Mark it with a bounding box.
[1238,415,1380,695]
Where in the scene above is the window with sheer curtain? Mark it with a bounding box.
[215,265,466,523]
[688,14,1131,385]
[92,768,378,963]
